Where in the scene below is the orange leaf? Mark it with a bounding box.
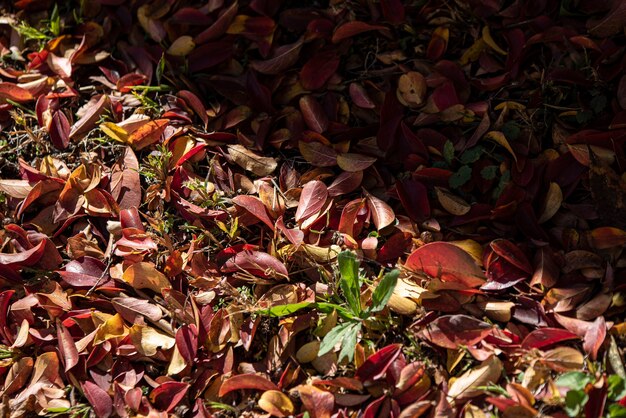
[127,119,169,150]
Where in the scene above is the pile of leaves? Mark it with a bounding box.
[0,0,625,416]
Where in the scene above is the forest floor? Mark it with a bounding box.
[0,1,626,417]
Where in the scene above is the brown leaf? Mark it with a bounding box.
[227,144,277,176]
[336,153,377,172]
[447,356,502,404]
[69,95,111,140]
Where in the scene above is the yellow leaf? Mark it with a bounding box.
[482,26,507,55]
[494,101,526,111]
[100,122,129,143]
[538,182,563,223]
[449,240,483,265]
[129,324,175,357]
[258,390,294,417]
[167,36,195,57]
[541,347,584,372]
[167,345,188,375]
[93,313,128,344]
[484,131,518,165]
[122,262,172,293]
[435,187,471,216]
[459,39,487,66]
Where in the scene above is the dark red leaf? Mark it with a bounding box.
[150,381,190,412]
[356,344,402,382]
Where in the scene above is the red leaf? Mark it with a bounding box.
[328,171,363,197]
[405,242,485,288]
[0,82,34,103]
[489,239,532,274]
[583,316,606,361]
[56,319,79,372]
[396,178,430,221]
[295,180,328,223]
[0,290,15,345]
[521,328,579,350]
[82,381,113,418]
[251,38,304,74]
[418,315,492,349]
[110,147,141,211]
[332,21,388,43]
[299,140,338,167]
[356,343,402,381]
[221,250,288,279]
[233,195,276,230]
[219,373,279,396]
[349,83,376,109]
[176,324,198,363]
[178,90,208,128]
[299,95,329,133]
[58,256,109,287]
[300,50,340,91]
[338,198,366,238]
[49,111,70,150]
[194,2,238,43]
[380,0,406,24]
[150,381,190,412]
[0,239,46,267]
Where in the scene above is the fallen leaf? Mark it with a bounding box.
[122,262,172,293]
[227,144,277,176]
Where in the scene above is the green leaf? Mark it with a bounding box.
[460,146,484,164]
[156,53,166,86]
[338,251,361,316]
[443,140,455,165]
[609,375,626,401]
[576,110,593,124]
[337,321,361,363]
[481,165,498,180]
[608,404,626,418]
[590,95,607,114]
[564,390,588,417]
[256,302,313,317]
[492,170,510,199]
[367,269,399,314]
[502,121,520,141]
[449,165,472,189]
[318,320,360,359]
[556,372,592,391]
